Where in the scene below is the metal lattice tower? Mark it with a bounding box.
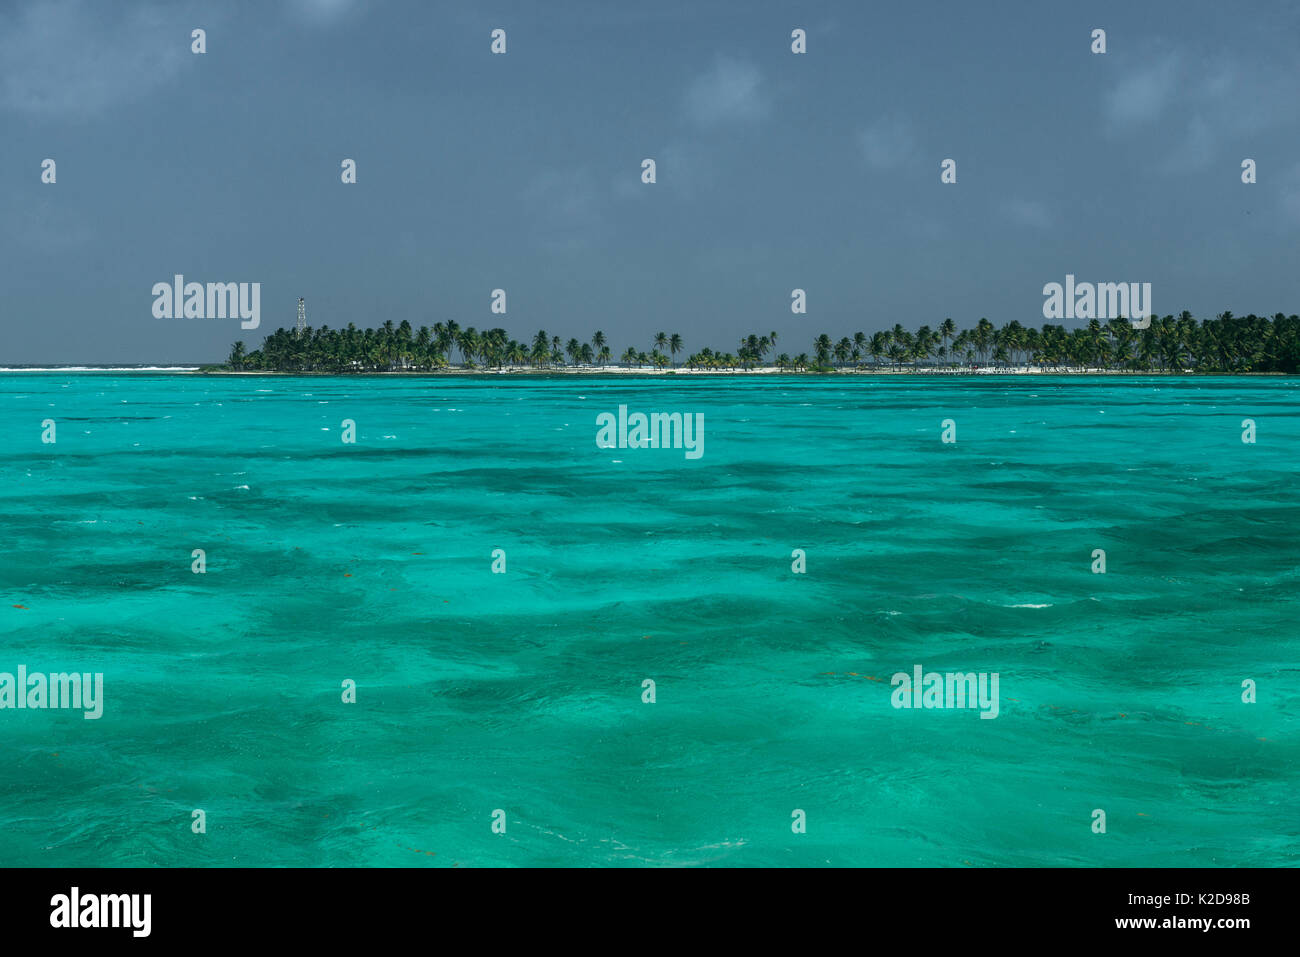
[296,298,306,336]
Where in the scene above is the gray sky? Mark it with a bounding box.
[4,0,1299,363]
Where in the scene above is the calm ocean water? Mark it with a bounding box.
[1,373,1296,867]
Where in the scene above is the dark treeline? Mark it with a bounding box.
[225,312,1300,373]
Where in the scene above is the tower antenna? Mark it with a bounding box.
[296,297,306,336]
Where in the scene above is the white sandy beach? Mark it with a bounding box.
[200,364,1192,376]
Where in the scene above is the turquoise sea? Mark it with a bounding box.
[1,373,1296,867]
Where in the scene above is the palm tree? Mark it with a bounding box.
[892,324,914,365]
[443,320,461,364]
[414,326,432,370]
[531,330,549,367]
[459,327,479,366]
[814,334,832,367]
[396,320,413,369]
[972,318,993,364]
[669,333,683,367]
[915,325,934,365]
[869,331,887,368]
[834,337,852,367]
[1024,327,1042,369]
[380,319,396,368]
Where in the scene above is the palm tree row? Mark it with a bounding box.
[796,314,1300,373]
[682,332,782,370]
[226,323,678,372]
[227,312,1300,374]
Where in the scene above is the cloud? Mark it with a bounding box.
[684,56,766,126]
[857,116,917,169]
[906,217,948,241]
[1000,199,1053,230]
[5,190,95,251]
[614,143,709,201]
[1103,51,1300,172]
[521,166,605,250]
[288,0,361,26]
[1104,53,1181,126]
[0,0,194,117]
[1163,115,1215,172]
[1280,163,1300,225]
